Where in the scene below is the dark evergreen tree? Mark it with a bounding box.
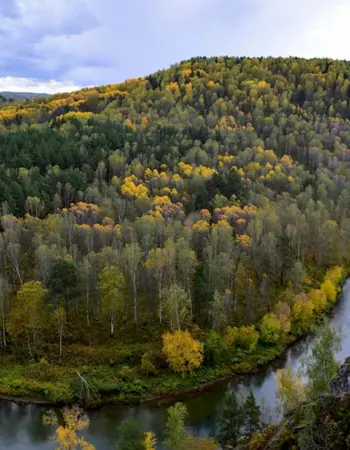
[217,391,244,449]
[243,391,262,437]
[117,417,145,450]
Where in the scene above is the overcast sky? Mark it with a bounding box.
[0,0,349,93]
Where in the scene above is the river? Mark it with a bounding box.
[1,279,350,449]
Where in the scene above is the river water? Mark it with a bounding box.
[1,280,350,449]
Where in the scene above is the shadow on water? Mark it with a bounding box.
[1,280,350,449]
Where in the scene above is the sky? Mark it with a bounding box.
[0,0,349,94]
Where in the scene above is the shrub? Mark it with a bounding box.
[224,326,259,353]
[308,289,326,313]
[260,314,282,344]
[204,330,228,366]
[325,266,344,286]
[275,302,291,333]
[141,352,157,376]
[163,330,204,374]
[119,365,136,381]
[321,279,337,303]
[292,293,314,333]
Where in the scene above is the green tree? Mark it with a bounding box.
[260,313,282,344]
[243,391,261,437]
[276,367,306,411]
[210,291,227,331]
[117,417,145,450]
[99,265,127,336]
[7,281,45,360]
[217,391,244,449]
[163,283,191,330]
[47,259,78,319]
[302,325,341,399]
[123,243,143,326]
[204,330,227,367]
[163,403,189,450]
[146,247,169,324]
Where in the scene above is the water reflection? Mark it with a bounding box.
[1,280,350,449]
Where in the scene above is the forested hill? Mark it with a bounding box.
[2,56,350,217]
[0,91,48,101]
[0,57,349,403]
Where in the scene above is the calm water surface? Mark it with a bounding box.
[2,280,350,449]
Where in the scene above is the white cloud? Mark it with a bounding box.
[148,0,215,22]
[0,76,81,94]
[299,0,350,59]
[0,0,349,89]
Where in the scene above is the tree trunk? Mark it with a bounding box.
[110,312,115,336]
[26,328,33,359]
[158,282,163,324]
[133,280,138,327]
[86,289,90,326]
[32,328,38,361]
[59,330,63,357]
[175,305,180,331]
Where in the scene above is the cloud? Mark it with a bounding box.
[0,0,19,18]
[0,77,81,94]
[0,0,349,93]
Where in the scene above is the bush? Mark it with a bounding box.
[308,289,326,313]
[292,292,314,333]
[233,361,252,373]
[163,330,204,374]
[36,381,73,402]
[93,382,120,395]
[325,266,344,286]
[141,352,157,376]
[224,326,259,353]
[119,365,136,381]
[204,331,228,366]
[24,359,61,382]
[321,279,337,303]
[260,314,282,344]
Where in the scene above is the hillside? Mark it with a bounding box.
[0,91,48,101]
[0,57,349,404]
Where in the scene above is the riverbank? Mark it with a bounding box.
[0,270,347,409]
[0,328,330,408]
[2,278,349,450]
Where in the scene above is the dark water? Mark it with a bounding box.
[2,280,350,449]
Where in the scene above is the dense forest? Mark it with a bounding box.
[0,56,350,404]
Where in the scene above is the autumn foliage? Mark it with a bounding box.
[163,330,204,374]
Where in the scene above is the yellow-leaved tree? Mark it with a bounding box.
[325,266,343,286]
[308,289,326,313]
[43,405,95,450]
[163,330,203,374]
[275,367,306,411]
[292,292,314,332]
[144,431,157,450]
[321,279,337,303]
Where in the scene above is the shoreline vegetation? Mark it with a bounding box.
[0,267,346,408]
